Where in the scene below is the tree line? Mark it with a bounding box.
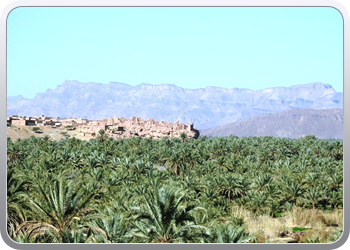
[7,134,343,243]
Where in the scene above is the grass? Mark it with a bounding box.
[274,213,285,218]
[230,205,343,243]
[292,227,312,232]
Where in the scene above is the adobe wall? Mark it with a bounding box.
[77,116,199,139]
[11,120,26,126]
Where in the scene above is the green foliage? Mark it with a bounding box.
[292,227,312,232]
[6,135,343,243]
[180,132,188,142]
[274,212,285,218]
[131,184,207,243]
[65,125,75,130]
[305,236,322,243]
[96,129,108,143]
[327,228,343,242]
[303,135,318,141]
[32,127,40,132]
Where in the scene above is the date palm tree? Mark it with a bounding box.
[180,132,187,142]
[210,223,253,243]
[96,129,108,143]
[303,186,324,210]
[215,174,247,202]
[161,151,185,176]
[245,190,270,215]
[282,182,305,206]
[18,178,101,242]
[328,189,343,209]
[92,203,131,243]
[7,142,22,166]
[131,184,206,243]
[251,174,272,191]
[7,167,30,238]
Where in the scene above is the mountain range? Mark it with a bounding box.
[201,108,343,139]
[7,81,343,130]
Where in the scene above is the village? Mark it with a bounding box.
[6,115,200,140]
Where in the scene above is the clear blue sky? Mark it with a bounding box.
[7,7,343,98]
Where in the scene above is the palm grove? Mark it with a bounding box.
[7,133,343,243]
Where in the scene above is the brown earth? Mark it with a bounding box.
[7,126,88,142]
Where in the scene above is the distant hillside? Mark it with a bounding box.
[201,108,343,139]
[7,81,343,129]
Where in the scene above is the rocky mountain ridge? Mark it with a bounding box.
[201,108,343,139]
[7,81,343,129]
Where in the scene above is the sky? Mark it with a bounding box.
[7,7,343,98]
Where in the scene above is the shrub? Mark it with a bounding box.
[303,135,318,141]
[65,125,75,130]
[291,207,326,227]
[32,127,40,132]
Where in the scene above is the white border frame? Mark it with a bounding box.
[1,1,348,249]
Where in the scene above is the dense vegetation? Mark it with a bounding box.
[7,134,343,243]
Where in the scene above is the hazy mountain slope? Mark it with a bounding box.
[7,81,343,129]
[201,108,343,139]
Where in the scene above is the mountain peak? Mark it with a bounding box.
[289,82,335,90]
[137,83,183,90]
[7,81,342,129]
